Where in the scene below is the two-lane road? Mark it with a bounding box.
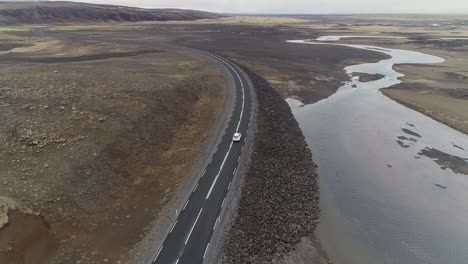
[152,53,254,264]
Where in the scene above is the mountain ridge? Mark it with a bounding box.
[0,1,224,25]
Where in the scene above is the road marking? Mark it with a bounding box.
[153,245,163,262]
[213,218,218,230]
[237,156,241,163]
[221,197,226,208]
[151,52,253,264]
[206,141,234,199]
[185,209,203,244]
[208,54,245,133]
[203,243,210,259]
[170,220,178,233]
[233,167,237,176]
[232,71,245,133]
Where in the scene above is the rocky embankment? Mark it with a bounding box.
[221,68,320,263]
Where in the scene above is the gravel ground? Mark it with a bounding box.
[0,48,226,263]
[220,67,320,263]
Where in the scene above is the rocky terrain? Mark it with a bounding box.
[352,72,385,82]
[0,39,226,263]
[0,1,223,25]
[221,67,320,263]
[59,22,388,105]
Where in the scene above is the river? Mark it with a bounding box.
[287,39,468,264]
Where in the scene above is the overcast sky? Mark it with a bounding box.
[51,0,468,14]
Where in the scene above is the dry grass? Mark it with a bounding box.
[0,37,151,58]
[196,16,309,25]
[49,24,137,31]
[48,16,308,31]
[0,26,32,32]
[344,14,468,22]
[3,38,61,54]
[383,89,468,134]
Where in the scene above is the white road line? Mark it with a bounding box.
[213,218,218,230]
[203,243,210,259]
[185,209,203,244]
[203,55,246,200]
[237,156,241,163]
[153,245,163,262]
[170,220,178,233]
[232,71,245,133]
[206,141,234,199]
[152,52,252,264]
[233,167,237,176]
[208,54,245,133]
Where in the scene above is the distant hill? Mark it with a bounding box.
[0,1,224,25]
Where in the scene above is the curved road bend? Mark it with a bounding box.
[152,53,254,264]
[35,30,254,264]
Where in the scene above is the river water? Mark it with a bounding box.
[287,39,468,264]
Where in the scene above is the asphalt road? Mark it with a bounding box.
[152,53,254,264]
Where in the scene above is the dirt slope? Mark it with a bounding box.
[0,40,226,263]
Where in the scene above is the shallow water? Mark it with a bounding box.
[440,38,468,40]
[287,39,468,264]
[313,35,468,42]
[315,36,406,41]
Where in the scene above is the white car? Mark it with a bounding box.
[232,133,242,142]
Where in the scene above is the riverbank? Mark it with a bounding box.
[380,42,468,136]
[303,35,468,136]
[287,38,468,264]
[220,67,321,263]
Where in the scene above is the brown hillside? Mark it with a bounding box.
[0,1,224,25]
